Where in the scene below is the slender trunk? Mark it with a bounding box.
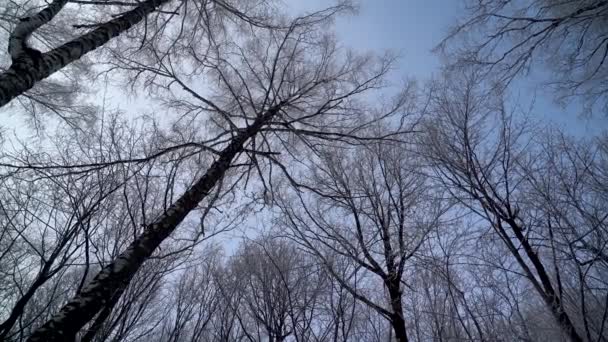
[0,273,50,339]
[0,221,84,338]
[0,0,172,108]
[505,218,583,342]
[387,279,408,342]
[26,107,280,341]
[390,308,408,342]
[8,0,68,61]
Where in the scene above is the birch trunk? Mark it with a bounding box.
[26,106,280,341]
[0,0,172,108]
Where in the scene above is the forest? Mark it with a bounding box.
[0,0,606,341]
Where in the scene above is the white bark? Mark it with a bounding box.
[0,0,172,108]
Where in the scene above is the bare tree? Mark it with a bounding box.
[0,0,170,108]
[0,0,283,119]
[7,1,607,341]
[23,6,404,340]
[0,108,218,341]
[419,70,607,341]
[227,236,327,342]
[0,135,127,340]
[277,134,447,342]
[150,247,223,342]
[522,130,608,341]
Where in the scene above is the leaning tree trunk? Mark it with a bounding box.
[0,0,172,108]
[80,285,127,342]
[502,218,584,342]
[26,106,280,342]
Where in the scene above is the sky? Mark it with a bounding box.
[290,0,459,78]
[291,0,607,137]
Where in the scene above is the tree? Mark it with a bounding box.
[24,6,404,340]
[228,236,328,342]
[278,135,448,342]
[523,130,608,341]
[0,0,168,108]
[438,0,608,115]
[4,1,606,341]
[0,130,127,340]
[420,70,606,341]
[151,247,223,342]
[0,110,217,341]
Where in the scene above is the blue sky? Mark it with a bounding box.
[292,0,607,136]
[291,0,460,78]
[334,0,461,78]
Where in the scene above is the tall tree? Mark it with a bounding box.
[24,7,403,340]
[421,70,593,341]
[0,0,168,108]
[229,236,328,342]
[278,136,447,342]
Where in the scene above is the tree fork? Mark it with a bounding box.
[0,0,172,108]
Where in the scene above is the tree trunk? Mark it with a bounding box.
[26,106,280,341]
[504,218,584,342]
[387,280,408,342]
[8,0,68,61]
[0,0,172,108]
[80,285,127,342]
[391,313,408,342]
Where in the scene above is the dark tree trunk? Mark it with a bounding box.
[26,107,280,341]
[387,279,408,342]
[80,285,127,342]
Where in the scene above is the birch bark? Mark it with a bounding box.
[26,106,280,341]
[0,0,171,108]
